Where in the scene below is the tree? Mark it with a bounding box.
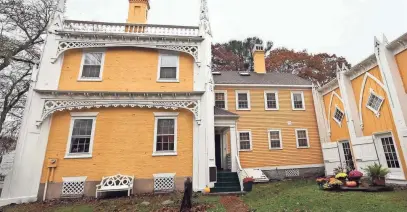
[212,37,273,72]
[212,37,351,85]
[0,0,57,150]
[266,48,351,85]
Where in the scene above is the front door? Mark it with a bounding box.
[215,134,222,170]
[339,141,355,170]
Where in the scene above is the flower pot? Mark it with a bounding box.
[372,177,386,186]
[243,181,253,192]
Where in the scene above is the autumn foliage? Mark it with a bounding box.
[212,38,351,85]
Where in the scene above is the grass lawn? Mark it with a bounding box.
[244,180,407,212]
[3,180,407,212]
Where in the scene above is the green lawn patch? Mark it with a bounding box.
[243,180,407,212]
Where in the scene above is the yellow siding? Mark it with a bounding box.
[395,49,407,93]
[58,48,194,92]
[40,108,193,183]
[322,88,350,142]
[216,87,324,168]
[351,67,407,176]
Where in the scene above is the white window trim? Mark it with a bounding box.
[295,129,310,149]
[268,129,283,150]
[366,88,385,118]
[78,50,106,82]
[156,51,180,83]
[235,90,251,111]
[215,90,228,110]
[153,112,179,156]
[264,91,279,110]
[238,130,253,151]
[65,112,98,159]
[291,91,305,111]
[333,105,344,127]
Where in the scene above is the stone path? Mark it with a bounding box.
[220,196,250,212]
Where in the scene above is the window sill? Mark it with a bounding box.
[157,79,180,83]
[152,152,178,156]
[236,108,251,111]
[65,154,92,159]
[297,146,310,149]
[239,149,252,152]
[269,148,283,150]
[265,108,279,111]
[77,78,103,82]
[292,108,306,111]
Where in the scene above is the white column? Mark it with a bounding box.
[337,69,363,139]
[375,36,407,176]
[229,125,238,172]
[312,87,330,144]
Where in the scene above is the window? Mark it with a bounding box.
[380,136,400,168]
[291,91,305,110]
[65,112,98,158]
[333,106,345,126]
[296,129,309,148]
[268,130,282,149]
[79,52,104,81]
[239,131,252,151]
[158,52,179,82]
[153,112,178,156]
[264,91,279,110]
[236,91,251,110]
[366,90,384,117]
[341,141,355,170]
[215,91,227,109]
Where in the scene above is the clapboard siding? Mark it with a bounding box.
[216,87,324,168]
[395,49,407,93]
[322,88,350,142]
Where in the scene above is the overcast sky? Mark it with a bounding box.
[66,0,407,64]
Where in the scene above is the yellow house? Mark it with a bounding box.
[315,33,407,183]
[0,0,329,204]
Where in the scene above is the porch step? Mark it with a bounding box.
[211,172,241,193]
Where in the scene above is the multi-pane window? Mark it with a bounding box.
[291,92,305,110]
[236,91,250,110]
[215,92,226,109]
[296,129,309,148]
[81,52,103,79]
[366,91,384,116]
[156,119,176,152]
[265,92,278,110]
[239,131,252,151]
[269,130,282,149]
[69,119,94,154]
[380,136,400,168]
[159,53,178,80]
[333,107,345,125]
[342,142,355,170]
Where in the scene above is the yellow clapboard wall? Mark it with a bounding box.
[395,49,407,93]
[216,87,324,168]
[40,108,193,183]
[58,48,194,92]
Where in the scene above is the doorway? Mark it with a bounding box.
[339,141,355,170]
[215,134,222,170]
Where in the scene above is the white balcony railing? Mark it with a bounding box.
[236,155,247,192]
[62,20,200,37]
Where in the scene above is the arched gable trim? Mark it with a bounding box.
[327,91,344,134]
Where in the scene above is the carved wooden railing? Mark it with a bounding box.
[62,20,200,37]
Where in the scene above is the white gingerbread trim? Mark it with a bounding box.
[358,72,387,128]
[38,100,200,126]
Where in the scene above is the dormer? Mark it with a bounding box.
[127,0,150,24]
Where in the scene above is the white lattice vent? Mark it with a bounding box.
[285,169,300,177]
[61,176,87,197]
[153,173,175,192]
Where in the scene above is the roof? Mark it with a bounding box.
[213,72,312,86]
[214,107,239,117]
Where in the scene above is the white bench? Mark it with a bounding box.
[96,174,134,198]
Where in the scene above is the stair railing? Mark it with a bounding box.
[235,155,248,192]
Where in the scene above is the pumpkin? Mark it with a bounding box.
[203,186,211,193]
[346,181,357,187]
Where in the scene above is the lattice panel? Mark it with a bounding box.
[285,169,300,177]
[154,175,175,192]
[61,179,85,196]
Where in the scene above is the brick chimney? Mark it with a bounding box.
[252,44,266,74]
[127,0,150,24]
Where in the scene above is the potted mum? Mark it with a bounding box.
[335,172,347,184]
[348,170,363,186]
[316,177,328,189]
[328,178,343,190]
[243,177,254,192]
[363,163,390,186]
